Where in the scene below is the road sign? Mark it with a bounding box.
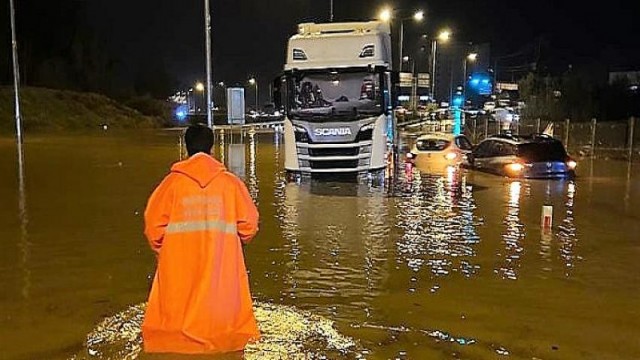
[227,87,245,125]
[417,73,430,88]
[399,72,413,88]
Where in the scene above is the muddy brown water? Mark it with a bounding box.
[0,130,639,359]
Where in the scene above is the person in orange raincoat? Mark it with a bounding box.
[142,125,260,354]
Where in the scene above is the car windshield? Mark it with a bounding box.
[289,70,383,122]
[517,141,567,162]
[416,139,450,151]
[455,136,473,150]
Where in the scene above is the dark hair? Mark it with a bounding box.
[184,125,214,156]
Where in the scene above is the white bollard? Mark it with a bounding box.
[541,205,553,229]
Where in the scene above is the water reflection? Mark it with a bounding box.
[17,144,31,300]
[394,169,482,281]
[275,180,390,316]
[247,130,259,201]
[496,181,525,280]
[557,182,579,275]
[228,142,246,178]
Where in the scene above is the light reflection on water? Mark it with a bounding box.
[557,181,579,275]
[394,169,482,279]
[496,181,525,280]
[274,181,391,316]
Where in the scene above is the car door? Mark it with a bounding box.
[486,141,518,174]
[483,141,505,173]
[471,140,493,170]
[454,135,474,165]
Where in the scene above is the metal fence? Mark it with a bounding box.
[464,117,639,161]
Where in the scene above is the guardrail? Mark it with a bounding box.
[166,120,284,132]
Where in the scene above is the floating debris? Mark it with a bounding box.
[73,301,361,360]
[495,346,510,355]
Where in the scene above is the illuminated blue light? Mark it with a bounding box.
[175,105,188,121]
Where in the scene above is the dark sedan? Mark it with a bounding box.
[469,134,577,179]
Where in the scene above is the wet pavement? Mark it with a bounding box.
[0,130,639,359]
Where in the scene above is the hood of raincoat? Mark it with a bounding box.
[170,153,226,188]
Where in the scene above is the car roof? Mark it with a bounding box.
[481,133,560,145]
[416,133,456,141]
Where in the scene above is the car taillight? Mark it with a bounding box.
[505,163,525,173]
[444,152,458,160]
[566,158,577,170]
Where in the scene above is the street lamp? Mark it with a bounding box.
[463,52,478,103]
[195,82,205,114]
[248,77,258,113]
[430,29,452,102]
[378,7,425,71]
[379,8,392,22]
[403,56,419,111]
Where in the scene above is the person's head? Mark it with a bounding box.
[184,125,214,156]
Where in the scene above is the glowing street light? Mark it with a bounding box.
[378,7,425,70]
[248,77,258,112]
[437,29,451,42]
[193,82,206,114]
[467,52,478,61]
[378,8,392,22]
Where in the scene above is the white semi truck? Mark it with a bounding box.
[273,21,394,178]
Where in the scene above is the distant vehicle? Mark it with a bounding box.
[395,105,408,116]
[497,99,511,107]
[463,106,481,117]
[411,133,474,172]
[483,101,496,111]
[469,134,577,179]
[488,107,520,130]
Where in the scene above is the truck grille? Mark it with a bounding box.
[308,147,359,157]
[309,160,359,169]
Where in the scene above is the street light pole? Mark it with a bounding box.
[399,20,404,72]
[330,0,334,22]
[378,8,423,73]
[431,39,437,101]
[462,53,477,102]
[430,29,451,104]
[204,0,213,128]
[249,77,258,112]
[9,0,23,148]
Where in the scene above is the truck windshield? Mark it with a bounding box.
[288,70,383,122]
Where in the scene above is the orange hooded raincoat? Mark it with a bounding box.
[142,153,260,354]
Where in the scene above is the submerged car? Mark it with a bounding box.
[411,133,474,172]
[469,134,577,178]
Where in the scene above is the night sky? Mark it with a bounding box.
[3,0,640,98]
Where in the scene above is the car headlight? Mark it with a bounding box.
[445,152,458,160]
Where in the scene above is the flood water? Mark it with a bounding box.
[1,130,639,359]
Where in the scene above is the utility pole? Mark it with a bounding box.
[330,0,334,22]
[204,0,213,128]
[430,40,437,101]
[10,0,23,147]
